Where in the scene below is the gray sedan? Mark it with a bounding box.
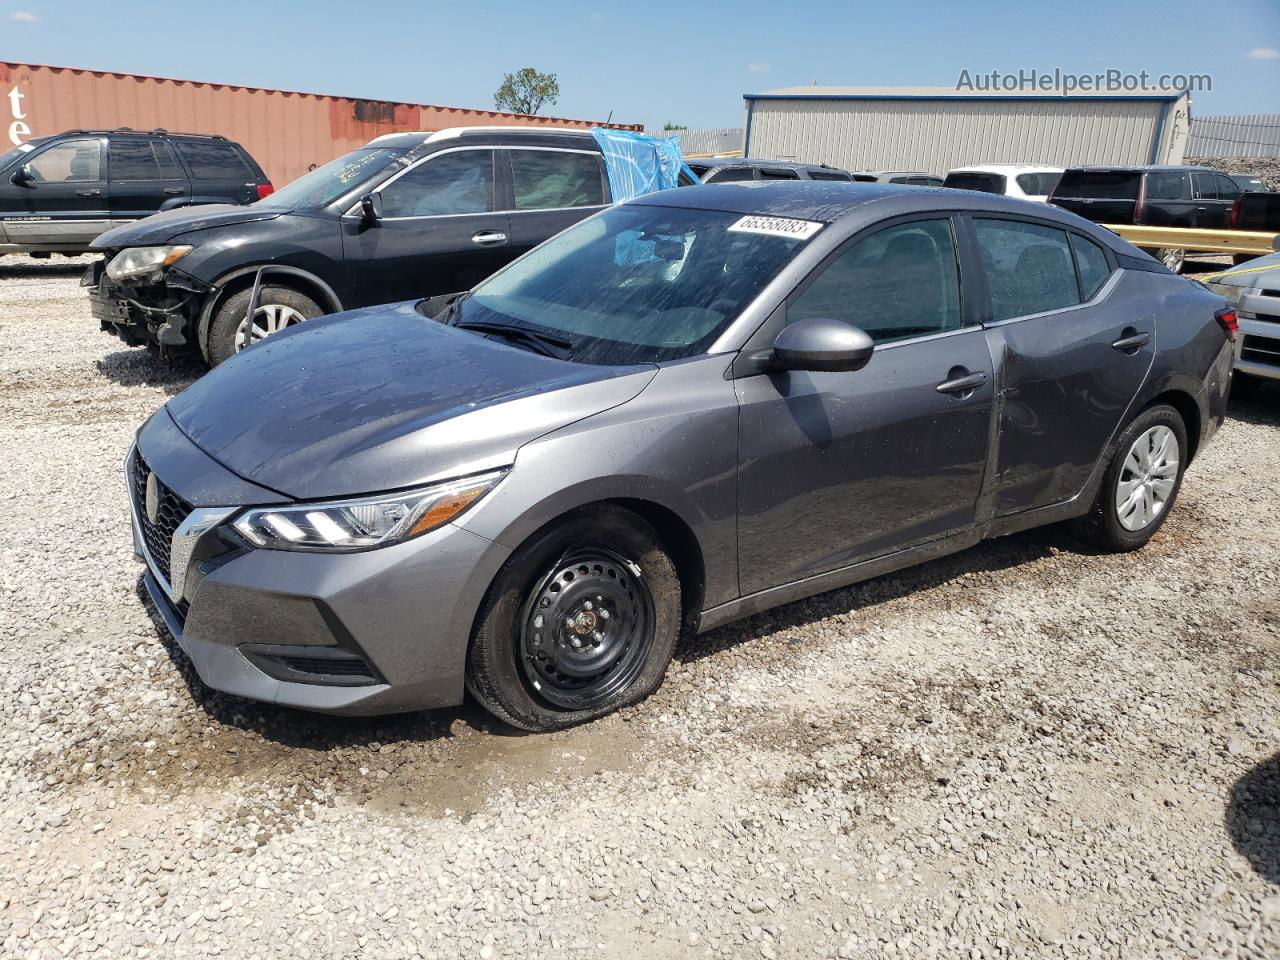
[127,182,1234,730]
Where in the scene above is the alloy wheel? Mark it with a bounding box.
[1114,424,1179,531]
[234,302,309,351]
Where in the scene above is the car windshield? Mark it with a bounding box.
[457,204,818,365]
[0,139,42,173]
[255,147,408,210]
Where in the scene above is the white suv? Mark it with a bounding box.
[942,164,1064,203]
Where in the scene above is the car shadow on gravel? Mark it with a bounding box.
[1225,751,1280,884]
[677,525,1097,665]
[95,349,202,394]
[1228,378,1280,425]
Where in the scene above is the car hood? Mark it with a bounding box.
[165,301,658,500]
[92,204,285,249]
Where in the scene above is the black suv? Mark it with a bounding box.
[1049,165,1242,272]
[687,157,855,183]
[91,127,688,366]
[0,129,271,257]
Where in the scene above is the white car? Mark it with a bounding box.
[942,164,1064,202]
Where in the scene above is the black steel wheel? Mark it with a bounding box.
[466,505,681,732]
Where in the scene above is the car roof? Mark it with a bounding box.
[1063,164,1219,173]
[948,164,1063,175]
[368,126,598,149]
[868,170,938,178]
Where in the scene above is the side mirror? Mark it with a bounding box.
[359,193,383,223]
[772,317,874,373]
[10,164,33,186]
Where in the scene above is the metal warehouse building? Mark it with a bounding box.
[743,86,1190,175]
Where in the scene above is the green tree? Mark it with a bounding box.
[663,123,688,131]
[494,68,561,116]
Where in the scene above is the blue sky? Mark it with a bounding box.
[1,0,1277,129]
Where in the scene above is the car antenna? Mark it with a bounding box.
[238,267,266,352]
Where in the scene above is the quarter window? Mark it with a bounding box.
[174,140,251,180]
[789,218,962,345]
[27,139,101,183]
[380,150,495,217]
[509,150,605,210]
[1070,234,1112,301]
[974,219,1080,321]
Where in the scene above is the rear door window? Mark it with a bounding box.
[1145,172,1191,201]
[1052,170,1140,200]
[808,170,852,181]
[1015,172,1061,196]
[109,138,182,180]
[174,140,252,180]
[380,149,495,217]
[509,149,606,210]
[943,172,1006,194]
[788,218,962,344]
[973,218,1080,321]
[760,168,801,180]
[27,139,102,182]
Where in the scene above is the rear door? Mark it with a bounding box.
[106,136,189,226]
[736,216,994,593]
[1142,171,1196,226]
[0,136,108,246]
[971,216,1152,515]
[1049,170,1140,224]
[343,147,511,305]
[172,138,258,205]
[501,146,610,260]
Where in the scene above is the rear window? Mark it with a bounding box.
[943,172,1006,194]
[1053,170,1141,200]
[1233,176,1266,193]
[174,139,252,180]
[1015,172,1061,196]
[808,170,852,181]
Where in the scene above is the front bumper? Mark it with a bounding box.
[129,416,512,716]
[87,259,208,354]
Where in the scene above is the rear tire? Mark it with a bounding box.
[1070,404,1187,552]
[205,284,323,367]
[465,505,681,732]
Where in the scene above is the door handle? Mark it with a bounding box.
[471,230,508,245]
[163,187,185,195]
[75,188,101,197]
[1111,331,1151,352]
[935,370,988,395]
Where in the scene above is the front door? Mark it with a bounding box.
[969,216,1153,515]
[736,216,994,595]
[343,147,512,307]
[1,136,108,247]
[1191,172,1238,229]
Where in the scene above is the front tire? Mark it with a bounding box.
[466,505,681,732]
[205,284,322,367]
[1071,404,1187,552]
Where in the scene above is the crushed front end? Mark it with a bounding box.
[85,250,213,356]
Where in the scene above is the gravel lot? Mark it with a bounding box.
[1,254,1278,960]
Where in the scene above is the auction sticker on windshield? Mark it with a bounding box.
[727,215,823,240]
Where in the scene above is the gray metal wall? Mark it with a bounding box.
[650,127,744,155]
[1187,114,1280,159]
[745,96,1188,174]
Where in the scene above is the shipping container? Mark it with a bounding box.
[743,86,1191,174]
[1,61,640,186]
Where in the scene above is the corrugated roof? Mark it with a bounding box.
[749,85,1185,100]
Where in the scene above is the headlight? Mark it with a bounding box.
[231,470,507,551]
[105,245,193,281]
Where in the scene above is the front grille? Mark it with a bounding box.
[131,450,194,586]
[1241,334,1280,367]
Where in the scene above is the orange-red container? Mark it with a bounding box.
[1,61,640,186]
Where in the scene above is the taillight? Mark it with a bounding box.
[1230,196,1241,229]
[256,182,275,199]
[1133,177,1147,223]
[1215,306,1239,338]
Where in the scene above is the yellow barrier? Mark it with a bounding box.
[1101,224,1278,257]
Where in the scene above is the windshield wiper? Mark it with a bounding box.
[415,290,469,322]
[454,319,573,360]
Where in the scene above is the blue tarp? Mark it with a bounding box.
[591,129,698,202]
